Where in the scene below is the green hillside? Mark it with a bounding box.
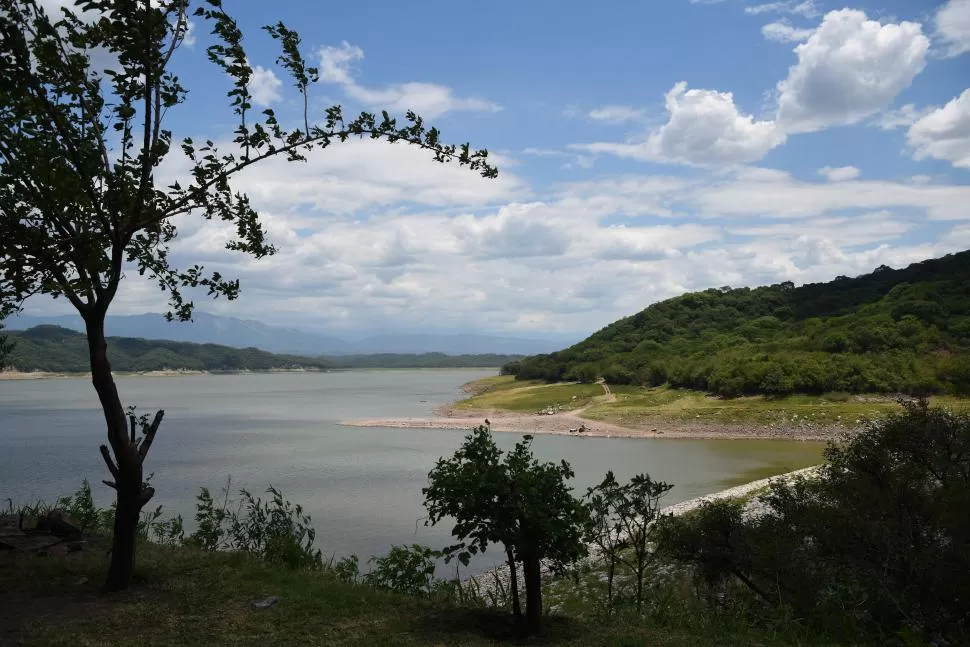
[4,326,331,373]
[505,251,970,396]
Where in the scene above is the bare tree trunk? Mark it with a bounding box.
[506,548,521,620]
[84,312,160,592]
[523,553,542,634]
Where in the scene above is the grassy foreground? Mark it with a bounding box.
[455,376,970,427]
[1,542,826,646]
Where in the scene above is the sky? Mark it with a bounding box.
[21,0,970,338]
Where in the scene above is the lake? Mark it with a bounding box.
[0,369,823,567]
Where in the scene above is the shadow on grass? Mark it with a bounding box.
[407,607,588,645]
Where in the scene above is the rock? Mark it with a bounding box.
[0,512,85,554]
[40,511,82,540]
[252,595,280,610]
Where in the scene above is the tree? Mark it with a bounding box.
[0,0,496,591]
[423,425,589,634]
[660,400,970,643]
[585,471,672,616]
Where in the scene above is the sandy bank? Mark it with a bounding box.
[341,407,844,441]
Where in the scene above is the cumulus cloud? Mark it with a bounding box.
[576,82,784,166]
[690,168,970,220]
[775,9,930,134]
[589,105,646,123]
[906,89,970,169]
[817,165,860,182]
[745,0,818,17]
[935,0,970,58]
[30,159,970,336]
[761,20,814,42]
[248,65,282,106]
[317,42,501,118]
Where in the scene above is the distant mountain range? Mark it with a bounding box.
[3,326,524,373]
[5,312,577,356]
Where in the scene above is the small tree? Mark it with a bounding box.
[422,425,524,619]
[615,474,673,614]
[0,0,495,591]
[424,425,589,634]
[585,471,673,616]
[584,471,626,616]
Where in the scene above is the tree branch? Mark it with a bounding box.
[137,410,164,461]
[138,127,492,233]
[100,444,120,479]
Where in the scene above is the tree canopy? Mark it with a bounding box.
[505,251,970,396]
[423,426,589,633]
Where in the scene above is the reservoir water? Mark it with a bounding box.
[0,369,823,566]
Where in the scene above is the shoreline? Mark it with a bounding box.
[341,407,845,442]
[0,368,331,381]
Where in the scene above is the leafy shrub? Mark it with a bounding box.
[189,479,321,570]
[363,544,439,597]
[660,400,970,644]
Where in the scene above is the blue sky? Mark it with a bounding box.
[23,0,970,337]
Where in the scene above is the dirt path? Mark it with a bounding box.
[597,379,616,403]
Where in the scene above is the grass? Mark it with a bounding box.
[0,543,843,646]
[454,377,606,413]
[455,377,970,428]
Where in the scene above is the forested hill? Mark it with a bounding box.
[504,250,970,396]
[3,326,332,373]
[2,326,521,373]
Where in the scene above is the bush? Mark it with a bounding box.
[363,544,439,598]
[189,479,322,570]
[660,400,970,644]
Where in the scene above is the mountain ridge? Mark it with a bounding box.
[5,312,575,356]
[2,326,524,373]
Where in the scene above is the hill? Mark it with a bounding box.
[3,326,331,373]
[1,326,519,373]
[5,312,575,356]
[504,251,970,396]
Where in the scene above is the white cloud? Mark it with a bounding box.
[248,65,282,107]
[318,42,363,84]
[762,20,815,42]
[817,165,860,182]
[935,0,970,58]
[690,168,970,220]
[577,82,784,166]
[317,42,501,118]
[745,0,818,17]
[775,9,929,134]
[906,89,970,169]
[589,105,646,123]
[28,159,970,336]
[876,103,936,130]
[729,211,912,246]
